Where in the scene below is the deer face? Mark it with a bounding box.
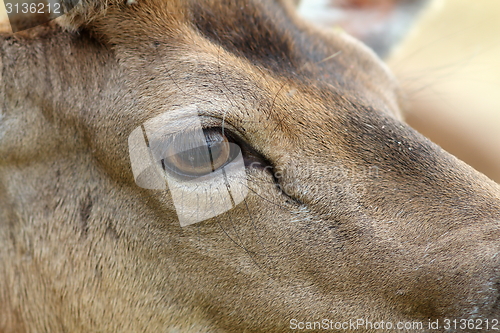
[1,0,500,332]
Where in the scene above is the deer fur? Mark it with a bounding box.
[1,0,500,332]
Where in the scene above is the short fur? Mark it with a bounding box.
[1,0,500,332]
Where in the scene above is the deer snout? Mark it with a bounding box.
[267,119,500,321]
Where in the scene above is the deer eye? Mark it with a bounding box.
[162,129,238,179]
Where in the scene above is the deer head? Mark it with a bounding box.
[1,0,499,332]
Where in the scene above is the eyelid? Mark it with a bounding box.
[144,111,208,161]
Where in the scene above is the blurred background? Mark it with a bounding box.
[1,0,499,183]
[387,0,500,183]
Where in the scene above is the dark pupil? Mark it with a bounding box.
[176,146,212,169]
[205,132,226,165]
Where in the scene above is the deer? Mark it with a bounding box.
[1,0,500,332]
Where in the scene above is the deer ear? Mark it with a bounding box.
[56,0,126,31]
[296,0,431,58]
[1,0,84,32]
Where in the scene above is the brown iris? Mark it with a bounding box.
[162,129,233,178]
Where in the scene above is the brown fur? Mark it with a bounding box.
[1,0,500,332]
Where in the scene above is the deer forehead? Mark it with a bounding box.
[0,0,402,174]
[85,0,402,140]
[61,0,399,101]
